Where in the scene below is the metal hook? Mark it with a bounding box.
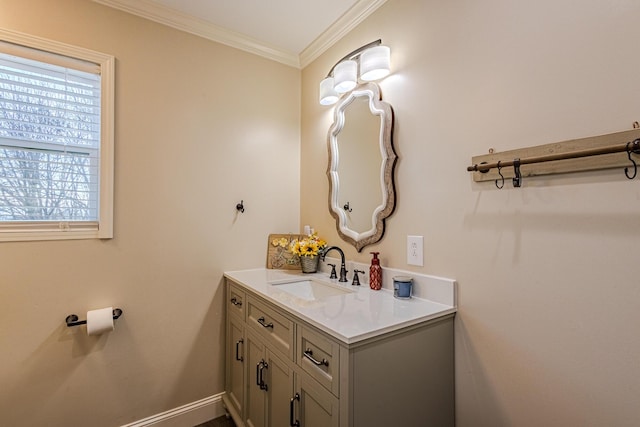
[495,161,505,189]
[512,158,522,188]
[236,200,245,213]
[343,202,353,212]
[624,142,638,180]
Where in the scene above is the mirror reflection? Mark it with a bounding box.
[327,82,396,252]
[337,95,382,233]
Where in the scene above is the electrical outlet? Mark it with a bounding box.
[407,235,423,266]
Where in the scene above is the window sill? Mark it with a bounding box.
[0,221,112,242]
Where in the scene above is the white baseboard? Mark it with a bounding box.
[121,393,226,427]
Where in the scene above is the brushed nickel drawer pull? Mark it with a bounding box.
[257,316,274,329]
[230,297,242,306]
[303,348,329,367]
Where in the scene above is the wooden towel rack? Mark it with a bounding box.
[467,128,640,188]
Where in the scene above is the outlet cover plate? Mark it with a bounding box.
[407,235,423,266]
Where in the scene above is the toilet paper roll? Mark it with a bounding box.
[86,307,115,336]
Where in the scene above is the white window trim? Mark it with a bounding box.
[0,28,114,242]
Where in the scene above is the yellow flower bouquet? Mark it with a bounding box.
[289,232,327,273]
[289,232,327,257]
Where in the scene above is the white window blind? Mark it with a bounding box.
[0,30,114,241]
[0,52,101,221]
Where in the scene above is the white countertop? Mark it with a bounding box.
[224,268,457,345]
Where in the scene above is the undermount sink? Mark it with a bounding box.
[268,278,353,302]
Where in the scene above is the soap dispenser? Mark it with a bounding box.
[369,252,382,290]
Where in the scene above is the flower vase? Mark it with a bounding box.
[300,256,319,273]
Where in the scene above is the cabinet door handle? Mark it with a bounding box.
[256,360,268,391]
[230,297,242,306]
[235,338,244,362]
[255,361,261,387]
[303,348,329,367]
[260,360,268,391]
[289,393,300,427]
[257,316,274,329]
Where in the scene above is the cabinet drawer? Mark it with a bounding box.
[297,325,340,397]
[227,282,245,319]
[246,296,294,360]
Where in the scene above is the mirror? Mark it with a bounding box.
[327,82,396,252]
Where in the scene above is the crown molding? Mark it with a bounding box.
[93,0,386,70]
[299,0,387,69]
[92,0,300,67]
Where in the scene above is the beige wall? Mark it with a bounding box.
[3,0,640,425]
[0,0,300,426]
[302,0,640,426]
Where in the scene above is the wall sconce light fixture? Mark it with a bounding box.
[319,39,391,106]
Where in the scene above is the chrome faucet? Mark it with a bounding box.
[321,246,348,282]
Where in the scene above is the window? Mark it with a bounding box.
[0,29,114,241]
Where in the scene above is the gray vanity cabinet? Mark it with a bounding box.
[224,281,338,427]
[223,278,454,427]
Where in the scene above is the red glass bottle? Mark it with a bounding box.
[369,252,382,290]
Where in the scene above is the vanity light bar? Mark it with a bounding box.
[319,39,391,106]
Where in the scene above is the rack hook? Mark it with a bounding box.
[495,161,505,189]
[236,200,245,213]
[343,202,353,212]
[624,142,638,180]
[512,158,522,187]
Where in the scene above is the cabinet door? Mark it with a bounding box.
[226,314,245,418]
[265,350,294,427]
[293,373,340,427]
[245,330,267,427]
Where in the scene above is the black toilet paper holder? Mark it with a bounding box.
[65,308,123,327]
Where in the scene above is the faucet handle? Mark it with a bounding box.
[352,269,364,286]
[327,263,337,279]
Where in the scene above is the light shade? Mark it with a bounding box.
[360,45,391,81]
[333,59,358,93]
[319,77,339,105]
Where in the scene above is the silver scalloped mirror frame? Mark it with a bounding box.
[327,82,396,252]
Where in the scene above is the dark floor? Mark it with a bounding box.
[194,415,236,427]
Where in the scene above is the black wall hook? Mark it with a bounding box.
[512,158,522,188]
[343,202,353,212]
[236,200,245,213]
[495,161,505,189]
[625,141,638,179]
